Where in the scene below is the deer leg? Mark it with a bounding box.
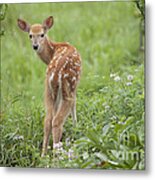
[71,96,77,127]
[41,79,55,157]
[52,99,72,149]
[41,112,52,157]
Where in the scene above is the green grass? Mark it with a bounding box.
[0,2,144,169]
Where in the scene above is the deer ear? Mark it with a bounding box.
[43,16,54,31]
[17,19,30,32]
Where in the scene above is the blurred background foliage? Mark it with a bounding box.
[0,1,144,169]
[0,4,8,36]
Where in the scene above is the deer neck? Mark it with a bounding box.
[37,37,54,65]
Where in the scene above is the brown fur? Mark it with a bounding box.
[17,17,81,156]
[41,39,81,156]
[31,24,43,33]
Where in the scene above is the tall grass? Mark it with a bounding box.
[0,2,144,169]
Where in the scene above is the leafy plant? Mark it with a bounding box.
[0,4,8,36]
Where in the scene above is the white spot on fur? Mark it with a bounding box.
[58,55,62,61]
[61,47,67,54]
[60,61,68,71]
[72,76,76,81]
[70,68,76,74]
[53,56,57,60]
[74,62,81,66]
[72,51,78,57]
[64,73,69,78]
[72,54,77,57]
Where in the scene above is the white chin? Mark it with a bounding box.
[37,47,42,53]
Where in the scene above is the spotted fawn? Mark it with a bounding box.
[17,16,82,156]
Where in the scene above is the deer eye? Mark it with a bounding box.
[41,34,44,38]
[29,34,32,39]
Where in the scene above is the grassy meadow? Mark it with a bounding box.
[0,2,145,169]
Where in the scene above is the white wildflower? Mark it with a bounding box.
[110,115,117,120]
[102,102,106,107]
[58,156,64,160]
[126,82,132,86]
[65,137,71,147]
[82,152,89,160]
[13,135,24,141]
[105,105,110,110]
[110,73,117,78]
[68,148,74,160]
[135,69,138,72]
[114,76,121,82]
[127,75,134,81]
[118,121,126,125]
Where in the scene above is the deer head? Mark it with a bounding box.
[17,16,54,52]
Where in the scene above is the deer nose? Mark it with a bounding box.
[33,45,38,50]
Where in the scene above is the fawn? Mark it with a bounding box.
[17,16,81,157]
